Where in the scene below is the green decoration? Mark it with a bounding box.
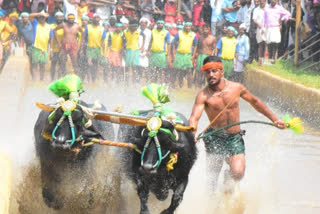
[48,74,84,99]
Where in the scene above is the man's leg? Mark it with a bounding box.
[226,153,245,182]
[39,63,45,81]
[206,153,224,191]
[69,50,79,74]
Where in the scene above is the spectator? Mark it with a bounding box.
[63,0,78,22]
[31,0,46,13]
[108,22,124,82]
[29,12,53,80]
[252,0,266,65]
[1,12,18,69]
[123,19,145,83]
[17,12,33,72]
[210,0,224,36]
[234,23,249,83]
[216,26,238,78]
[139,17,151,70]
[164,0,177,24]
[17,0,32,13]
[201,0,212,26]
[141,0,154,20]
[248,0,260,63]
[181,0,193,20]
[77,0,88,25]
[82,14,106,82]
[50,12,65,80]
[237,0,254,32]
[264,0,291,63]
[95,0,113,23]
[221,0,241,28]
[193,0,205,27]
[148,20,171,82]
[172,22,197,88]
[154,0,165,21]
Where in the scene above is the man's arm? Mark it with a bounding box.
[188,90,206,135]
[240,86,286,128]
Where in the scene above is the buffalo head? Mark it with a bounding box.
[138,116,183,174]
[41,99,101,150]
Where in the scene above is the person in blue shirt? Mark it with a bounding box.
[221,0,241,28]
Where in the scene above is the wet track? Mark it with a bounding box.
[1,78,320,214]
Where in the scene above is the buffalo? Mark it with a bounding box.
[34,100,121,213]
[118,110,197,214]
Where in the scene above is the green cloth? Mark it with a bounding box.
[196,54,209,71]
[86,47,101,60]
[149,51,167,68]
[173,52,193,69]
[203,128,245,156]
[32,47,48,64]
[125,49,140,66]
[221,58,234,78]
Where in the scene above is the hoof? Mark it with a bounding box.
[42,187,64,210]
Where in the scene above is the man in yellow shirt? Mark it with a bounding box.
[216,26,238,78]
[50,12,65,80]
[172,22,197,88]
[147,20,171,83]
[81,13,106,82]
[30,12,53,80]
[123,19,145,83]
[108,22,124,82]
[1,12,17,69]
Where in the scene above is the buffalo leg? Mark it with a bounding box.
[160,178,188,214]
[136,177,150,214]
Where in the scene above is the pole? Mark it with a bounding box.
[294,0,301,66]
[177,0,181,16]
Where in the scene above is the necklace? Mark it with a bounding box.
[207,79,229,97]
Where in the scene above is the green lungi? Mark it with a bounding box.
[202,128,245,156]
[86,47,101,60]
[149,51,167,68]
[125,49,140,67]
[32,48,48,64]
[196,54,209,71]
[221,58,234,78]
[173,52,193,69]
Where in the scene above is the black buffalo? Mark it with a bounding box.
[34,101,120,213]
[118,111,197,214]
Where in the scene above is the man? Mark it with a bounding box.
[216,26,238,79]
[1,12,17,69]
[30,11,53,80]
[237,0,253,32]
[138,17,151,78]
[195,24,216,87]
[82,13,106,82]
[221,0,241,28]
[108,22,124,82]
[54,13,83,74]
[123,19,145,83]
[17,12,33,73]
[188,55,285,192]
[50,11,65,80]
[78,14,89,80]
[148,20,171,83]
[248,0,260,64]
[264,0,291,64]
[210,0,224,37]
[234,23,250,83]
[252,0,266,66]
[172,22,197,88]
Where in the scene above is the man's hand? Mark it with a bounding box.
[274,120,286,129]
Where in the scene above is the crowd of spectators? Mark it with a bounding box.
[0,0,319,86]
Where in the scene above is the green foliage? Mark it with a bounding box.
[247,60,320,89]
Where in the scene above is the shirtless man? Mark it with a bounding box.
[54,13,83,73]
[195,24,216,87]
[188,56,285,192]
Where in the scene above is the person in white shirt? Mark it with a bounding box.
[252,0,266,65]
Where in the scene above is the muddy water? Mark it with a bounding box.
[3,80,320,214]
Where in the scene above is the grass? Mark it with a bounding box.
[247,60,320,89]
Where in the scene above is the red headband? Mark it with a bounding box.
[200,62,223,71]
